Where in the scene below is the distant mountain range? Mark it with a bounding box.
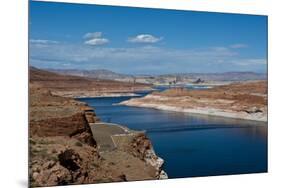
[30,66,152,97]
[48,69,132,80]
[47,68,267,84]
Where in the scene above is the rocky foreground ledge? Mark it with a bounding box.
[29,86,166,187]
[120,81,268,122]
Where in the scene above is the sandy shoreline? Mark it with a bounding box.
[120,81,268,123]
[52,91,143,98]
[120,100,267,122]
[74,93,141,98]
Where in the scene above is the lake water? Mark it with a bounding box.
[78,94,267,178]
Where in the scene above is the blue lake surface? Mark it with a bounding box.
[78,95,267,178]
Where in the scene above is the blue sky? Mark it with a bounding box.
[29,1,267,75]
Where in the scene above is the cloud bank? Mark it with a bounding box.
[29,40,266,74]
[30,39,59,44]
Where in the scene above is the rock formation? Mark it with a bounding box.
[120,81,268,122]
[29,84,166,186]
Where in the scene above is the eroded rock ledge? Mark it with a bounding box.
[29,86,166,187]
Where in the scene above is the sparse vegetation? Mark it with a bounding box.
[75,141,83,147]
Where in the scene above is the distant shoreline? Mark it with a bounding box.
[73,92,141,98]
[120,101,267,123]
[52,89,153,98]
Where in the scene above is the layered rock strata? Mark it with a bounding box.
[29,86,166,187]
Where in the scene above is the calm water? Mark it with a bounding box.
[78,95,267,178]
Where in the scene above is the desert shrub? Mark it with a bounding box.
[29,139,36,145]
[75,141,83,147]
[37,139,55,145]
[91,162,99,168]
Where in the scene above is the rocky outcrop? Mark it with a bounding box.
[120,81,268,122]
[30,136,125,187]
[130,133,152,159]
[130,133,168,179]
[31,113,88,135]
[29,87,98,146]
[30,86,100,186]
[30,85,166,187]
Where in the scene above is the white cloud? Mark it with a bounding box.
[232,59,267,66]
[83,32,109,46]
[29,41,266,74]
[84,38,109,46]
[29,39,59,44]
[230,43,248,49]
[83,32,102,39]
[128,34,162,43]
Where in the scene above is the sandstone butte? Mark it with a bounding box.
[29,68,166,187]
